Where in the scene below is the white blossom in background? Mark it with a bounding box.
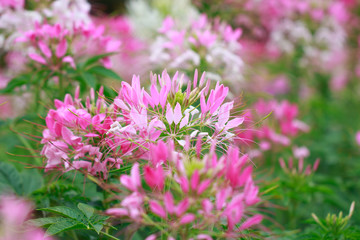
[127,0,199,40]
[265,0,347,74]
[43,0,91,29]
[149,15,244,85]
[0,9,42,50]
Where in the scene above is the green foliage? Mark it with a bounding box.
[32,203,109,236]
[0,162,43,196]
[87,66,123,81]
[0,74,30,93]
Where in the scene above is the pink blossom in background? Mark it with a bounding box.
[293,146,310,159]
[356,132,360,146]
[245,99,310,156]
[0,0,24,8]
[330,71,348,91]
[92,16,148,80]
[0,195,52,240]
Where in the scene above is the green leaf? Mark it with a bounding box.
[21,169,43,195]
[45,218,87,236]
[78,203,94,219]
[0,74,29,93]
[89,214,109,235]
[90,214,109,223]
[27,217,65,227]
[39,206,86,222]
[83,52,116,68]
[0,162,22,195]
[91,223,103,234]
[81,72,97,89]
[88,66,123,81]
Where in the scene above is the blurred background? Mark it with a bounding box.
[0,0,360,239]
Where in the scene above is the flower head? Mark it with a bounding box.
[107,142,262,238]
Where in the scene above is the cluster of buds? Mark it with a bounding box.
[40,70,247,178]
[279,156,320,177]
[150,14,243,83]
[312,201,355,236]
[106,141,262,239]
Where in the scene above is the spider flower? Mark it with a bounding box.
[108,69,245,151]
[40,86,121,178]
[40,70,246,178]
[106,142,262,239]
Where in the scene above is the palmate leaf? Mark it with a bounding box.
[46,218,87,236]
[39,206,87,223]
[28,217,65,227]
[38,203,108,236]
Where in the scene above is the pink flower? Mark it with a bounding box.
[144,165,165,190]
[56,38,68,58]
[149,141,168,166]
[120,163,141,192]
[149,200,166,219]
[179,213,196,225]
[239,214,263,230]
[28,53,47,65]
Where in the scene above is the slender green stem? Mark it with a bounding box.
[101,231,121,240]
[59,73,64,98]
[71,230,79,240]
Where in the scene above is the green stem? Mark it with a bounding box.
[71,230,79,240]
[101,231,121,240]
[59,73,64,98]
[35,85,41,113]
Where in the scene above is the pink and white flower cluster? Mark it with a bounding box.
[241,0,349,81]
[106,141,262,239]
[40,70,246,178]
[150,14,243,83]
